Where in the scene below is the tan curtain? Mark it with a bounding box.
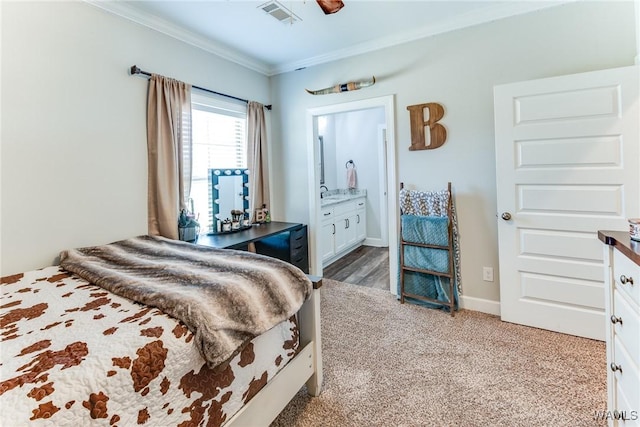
[147,74,192,239]
[247,101,270,218]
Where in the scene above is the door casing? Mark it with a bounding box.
[306,95,398,293]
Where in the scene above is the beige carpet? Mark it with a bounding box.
[271,279,607,427]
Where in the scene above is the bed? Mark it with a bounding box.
[0,235,323,426]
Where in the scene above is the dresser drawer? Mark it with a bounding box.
[614,249,639,306]
[615,383,639,424]
[612,290,640,360]
[612,335,640,413]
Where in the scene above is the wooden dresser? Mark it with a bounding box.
[598,231,640,425]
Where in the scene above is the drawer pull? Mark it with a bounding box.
[610,315,623,325]
[610,363,623,373]
[323,212,331,216]
[619,275,634,285]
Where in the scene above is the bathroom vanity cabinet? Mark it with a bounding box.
[321,196,366,265]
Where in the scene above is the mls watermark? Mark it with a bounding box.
[593,410,639,422]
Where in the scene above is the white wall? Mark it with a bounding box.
[333,108,385,240]
[1,1,270,275]
[636,0,640,63]
[269,1,637,303]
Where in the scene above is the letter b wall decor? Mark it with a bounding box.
[407,102,447,150]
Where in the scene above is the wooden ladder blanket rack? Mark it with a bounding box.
[399,182,456,316]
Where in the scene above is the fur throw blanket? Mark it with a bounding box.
[59,235,312,368]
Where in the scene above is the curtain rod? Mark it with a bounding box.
[129,65,272,110]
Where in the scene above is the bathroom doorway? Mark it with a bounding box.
[306,95,398,294]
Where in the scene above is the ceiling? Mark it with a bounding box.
[91,0,568,76]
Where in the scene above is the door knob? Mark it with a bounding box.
[501,212,512,221]
[610,315,623,325]
[620,275,634,285]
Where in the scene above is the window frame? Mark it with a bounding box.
[190,92,248,234]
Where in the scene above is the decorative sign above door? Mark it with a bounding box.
[407,102,447,150]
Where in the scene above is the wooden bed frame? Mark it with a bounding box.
[226,276,323,426]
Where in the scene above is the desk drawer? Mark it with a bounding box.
[290,227,307,255]
[289,226,308,273]
[290,226,307,244]
[291,239,307,257]
[291,248,309,273]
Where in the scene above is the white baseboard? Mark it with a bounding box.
[388,289,501,317]
[363,238,385,247]
[459,295,501,316]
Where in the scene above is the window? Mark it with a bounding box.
[190,92,247,234]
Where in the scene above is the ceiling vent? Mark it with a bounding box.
[259,1,302,24]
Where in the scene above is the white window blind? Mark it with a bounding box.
[190,92,247,233]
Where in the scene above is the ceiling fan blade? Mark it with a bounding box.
[316,0,344,15]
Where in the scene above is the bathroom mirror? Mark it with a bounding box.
[210,169,249,227]
[319,136,325,185]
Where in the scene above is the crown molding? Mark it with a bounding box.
[84,0,272,76]
[85,0,571,77]
[272,1,573,75]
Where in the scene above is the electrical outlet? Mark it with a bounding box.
[483,267,494,282]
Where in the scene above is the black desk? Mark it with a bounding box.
[196,221,309,273]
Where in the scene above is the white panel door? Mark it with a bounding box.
[494,66,639,340]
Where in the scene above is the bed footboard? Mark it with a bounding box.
[299,278,323,396]
[225,277,323,426]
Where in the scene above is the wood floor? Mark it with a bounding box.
[322,245,390,291]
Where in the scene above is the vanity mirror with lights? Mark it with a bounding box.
[200,168,310,273]
[209,168,250,233]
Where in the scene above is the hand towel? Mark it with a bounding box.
[347,167,357,189]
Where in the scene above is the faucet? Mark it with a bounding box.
[320,185,328,198]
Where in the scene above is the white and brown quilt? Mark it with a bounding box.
[0,239,307,426]
[58,235,312,369]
